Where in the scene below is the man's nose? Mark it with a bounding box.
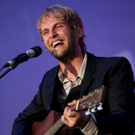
[49,29,58,38]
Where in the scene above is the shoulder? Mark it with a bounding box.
[97,55,132,70]
[86,51,132,67]
[86,51,133,78]
[41,65,59,83]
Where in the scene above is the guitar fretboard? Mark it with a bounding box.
[44,118,64,135]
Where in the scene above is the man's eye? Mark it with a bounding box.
[57,25,63,29]
[43,31,48,36]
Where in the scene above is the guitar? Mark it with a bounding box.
[32,85,107,135]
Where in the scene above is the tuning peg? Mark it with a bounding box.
[95,89,99,93]
[85,109,91,115]
[91,107,97,113]
[97,104,103,111]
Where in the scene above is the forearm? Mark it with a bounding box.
[80,110,135,135]
[95,112,135,135]
[12,115,33,135]
[81,113,98,135]
[12,84,48,135]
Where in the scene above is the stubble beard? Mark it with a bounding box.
[51,34,78,62]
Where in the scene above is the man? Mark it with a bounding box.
[12,5,135,135]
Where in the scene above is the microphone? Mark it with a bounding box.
[1,46,42,70]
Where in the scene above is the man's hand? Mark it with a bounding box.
[61,100,90,129]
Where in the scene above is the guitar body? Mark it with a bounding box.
[32,110,74,135]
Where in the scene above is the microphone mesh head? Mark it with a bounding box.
[30,46,42,57]
[26,49,35,58]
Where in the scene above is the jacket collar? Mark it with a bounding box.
[46,52,97,105]
[80,52,96,97]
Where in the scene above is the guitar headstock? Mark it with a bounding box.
[73,85,107,112]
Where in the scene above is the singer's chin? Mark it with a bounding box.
[51,49,58,58]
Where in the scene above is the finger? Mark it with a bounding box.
[68,100,77,106]
[61,115,67,122]
[62,114,76,128]
[63,107,74,116]
[64,108,79,118]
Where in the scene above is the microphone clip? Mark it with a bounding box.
[0,63,19,79]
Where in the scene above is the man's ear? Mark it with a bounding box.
[77,28,82,34]
[76,27,83,38]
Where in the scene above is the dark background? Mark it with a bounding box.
[0,0,135,134]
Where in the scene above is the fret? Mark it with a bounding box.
[44,118,64,135]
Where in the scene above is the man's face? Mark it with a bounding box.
[40,16,81,61]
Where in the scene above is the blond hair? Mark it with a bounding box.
[37,5,86,51]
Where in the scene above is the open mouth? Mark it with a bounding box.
[52,40,64,48]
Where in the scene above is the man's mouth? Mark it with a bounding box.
[52,40,64,48]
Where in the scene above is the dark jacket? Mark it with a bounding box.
[12,52,135,135]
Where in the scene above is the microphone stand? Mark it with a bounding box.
[0,64,19,79]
